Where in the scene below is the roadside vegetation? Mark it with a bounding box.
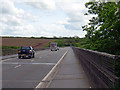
[81,1,120,55]
[2,46,20,50]
[2,46,20,56]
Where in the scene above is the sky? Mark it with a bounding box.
[0,0,93,38]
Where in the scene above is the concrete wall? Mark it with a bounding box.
[72,47,120,88]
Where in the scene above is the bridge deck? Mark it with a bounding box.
[49,48,92,88]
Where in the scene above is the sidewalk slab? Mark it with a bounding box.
[49,47,91,88]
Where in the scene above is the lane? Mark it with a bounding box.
[2,48,57,71]
[2,47,69,88]
[2,48,67,71]
[2,48,52,62]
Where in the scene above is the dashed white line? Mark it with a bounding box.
[14,65,21,68]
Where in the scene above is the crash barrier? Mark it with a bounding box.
[2,48,50,56]
[72,47,120,88]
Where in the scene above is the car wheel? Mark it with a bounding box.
[29,56,31,58]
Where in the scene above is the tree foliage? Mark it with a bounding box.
[82,1,120,55]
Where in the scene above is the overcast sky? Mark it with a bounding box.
[0,0,93,37]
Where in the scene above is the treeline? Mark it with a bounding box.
[50,38,86,47]
[81,1,120,55]
[1,36,80,39]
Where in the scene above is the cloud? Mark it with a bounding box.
[56,0,92,30]
[0,0,24,26]
[1,24,36,37]
[13,25,36,37]
[35,23,86,37]
[0,0,20,15]
[0,0,90,37]
[0,0,39,37]
[1,15,22,26]
[23,0,56,10]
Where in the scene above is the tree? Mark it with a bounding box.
[82,1,120,55]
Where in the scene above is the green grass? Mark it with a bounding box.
[1,46,19,56]
[2,46,20,50]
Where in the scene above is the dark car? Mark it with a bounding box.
[18,46,35,59]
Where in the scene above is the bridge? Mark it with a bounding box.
[72,47,120,88]
[1,47,120,89]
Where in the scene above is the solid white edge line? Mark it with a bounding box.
[35,49,69,88]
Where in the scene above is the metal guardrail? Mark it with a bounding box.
[72,47,120,88]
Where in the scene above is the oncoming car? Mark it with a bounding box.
[50,43,59,51]
[18,46,35,59]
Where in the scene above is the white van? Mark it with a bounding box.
[50,42,59,51]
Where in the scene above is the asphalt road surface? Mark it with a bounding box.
[2,47,69,88]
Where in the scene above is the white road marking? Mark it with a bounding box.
[3,62,56,65]
[3,62,18,64]
[35,50,69,88]
[14,65,21,68]
[31,60,34,62]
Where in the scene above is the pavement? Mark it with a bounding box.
[48,47,91,88]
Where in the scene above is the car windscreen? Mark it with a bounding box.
[51,44,56,47]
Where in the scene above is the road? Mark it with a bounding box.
[2,47,69,88]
